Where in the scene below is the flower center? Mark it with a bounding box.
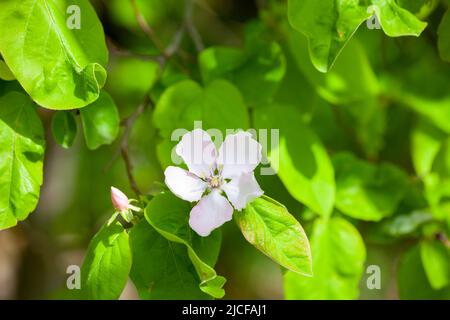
[208,175,222,189]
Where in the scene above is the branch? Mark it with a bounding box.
[119,96,151,197]
[129,0,167,56]
[106,36,165,65]
[128,0,189,73]
[185,0,204,52]
[436,232,450,249]
[165,25,186,58]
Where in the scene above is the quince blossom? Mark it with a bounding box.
[164,129,264,237]
[110,186,141,223]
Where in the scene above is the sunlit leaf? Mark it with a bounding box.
[80,91,120,150]
[420,240,450,290]
[80,222,132,300]
[333,152,409,221]
[254,103,335,218]
[398,245,450,299]
[0,90,45,230]
[129,220,212,299]
[199,23,286,106]
[287,0,426,72]
[236,195,312,276]
[145,193,225,298]
[51,111,78,149]
[284,217,366,299]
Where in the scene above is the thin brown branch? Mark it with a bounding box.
[436,232,450,249]
[128,0,189,74]
[121,147,140,197]
[109,1,197,196]
[165,25,186,58]
[106,36,166,67]
[185,0,204,52]
[129,0,167,56]
[119,96,151,197]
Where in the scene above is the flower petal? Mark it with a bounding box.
[222,172,264,211]
[176,129,217,179]
[217,131,262,179]
[164,166,207,202]
[111,186,130,211]
[189,189,233,237]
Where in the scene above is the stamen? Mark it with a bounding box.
[209,175,222,188]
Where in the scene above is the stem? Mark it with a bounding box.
[119,96,152,197]
[129,0,167,56]
[165,26,186,58]
[185,0,204,52]
[129,0,190,74]
[436,232,450,249]
[106,36,163,63]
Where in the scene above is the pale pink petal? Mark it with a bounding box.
[176,129,217,179]
[222,172,264,211]
[189,190,233,237]
[164,166,207,202]
[217,131,262,179]
[111,187,130,211]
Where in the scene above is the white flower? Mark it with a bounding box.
[164,129,264,237]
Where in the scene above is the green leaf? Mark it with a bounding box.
[153,79,249,138]
[423,173,450,220]
[0,0,108,109]
[199,24,286,106]
[129,220,212,299]
[411,118,446,176]
[80,222,132,300]
[398,244,450,299]
[286,28,380,104]
[285,30,385,157]
[438,9,450,63]
[287,0,426,72]
[420,240,450,290]
[397,0,439,19]
[80,91,119,150]
[333,152,409,221]
[287,0,370,73]
[128,108,163,192]
[369,210,434,240]
[254,103,335,218]
[284,217,366,299]
[0,91,45,230]
[0,60,14,81]
[235,195,312,276]
[153,80,202,138]
[153,79,249,168]
[106,57,160,116]
[145,193,225,298]
[51,111,77,149]
[368,0,427,37]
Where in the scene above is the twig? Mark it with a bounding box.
[106,22,187,179]
[106,36,164,64]
[165,25,186,58]
[185,0,204,52]
[119,96,152,196]
[129,0,190,73]
[129,0,167,57]
[436,232,450,249]
[112,0,198,195]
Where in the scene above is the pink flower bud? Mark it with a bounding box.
[111,187,129,211]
